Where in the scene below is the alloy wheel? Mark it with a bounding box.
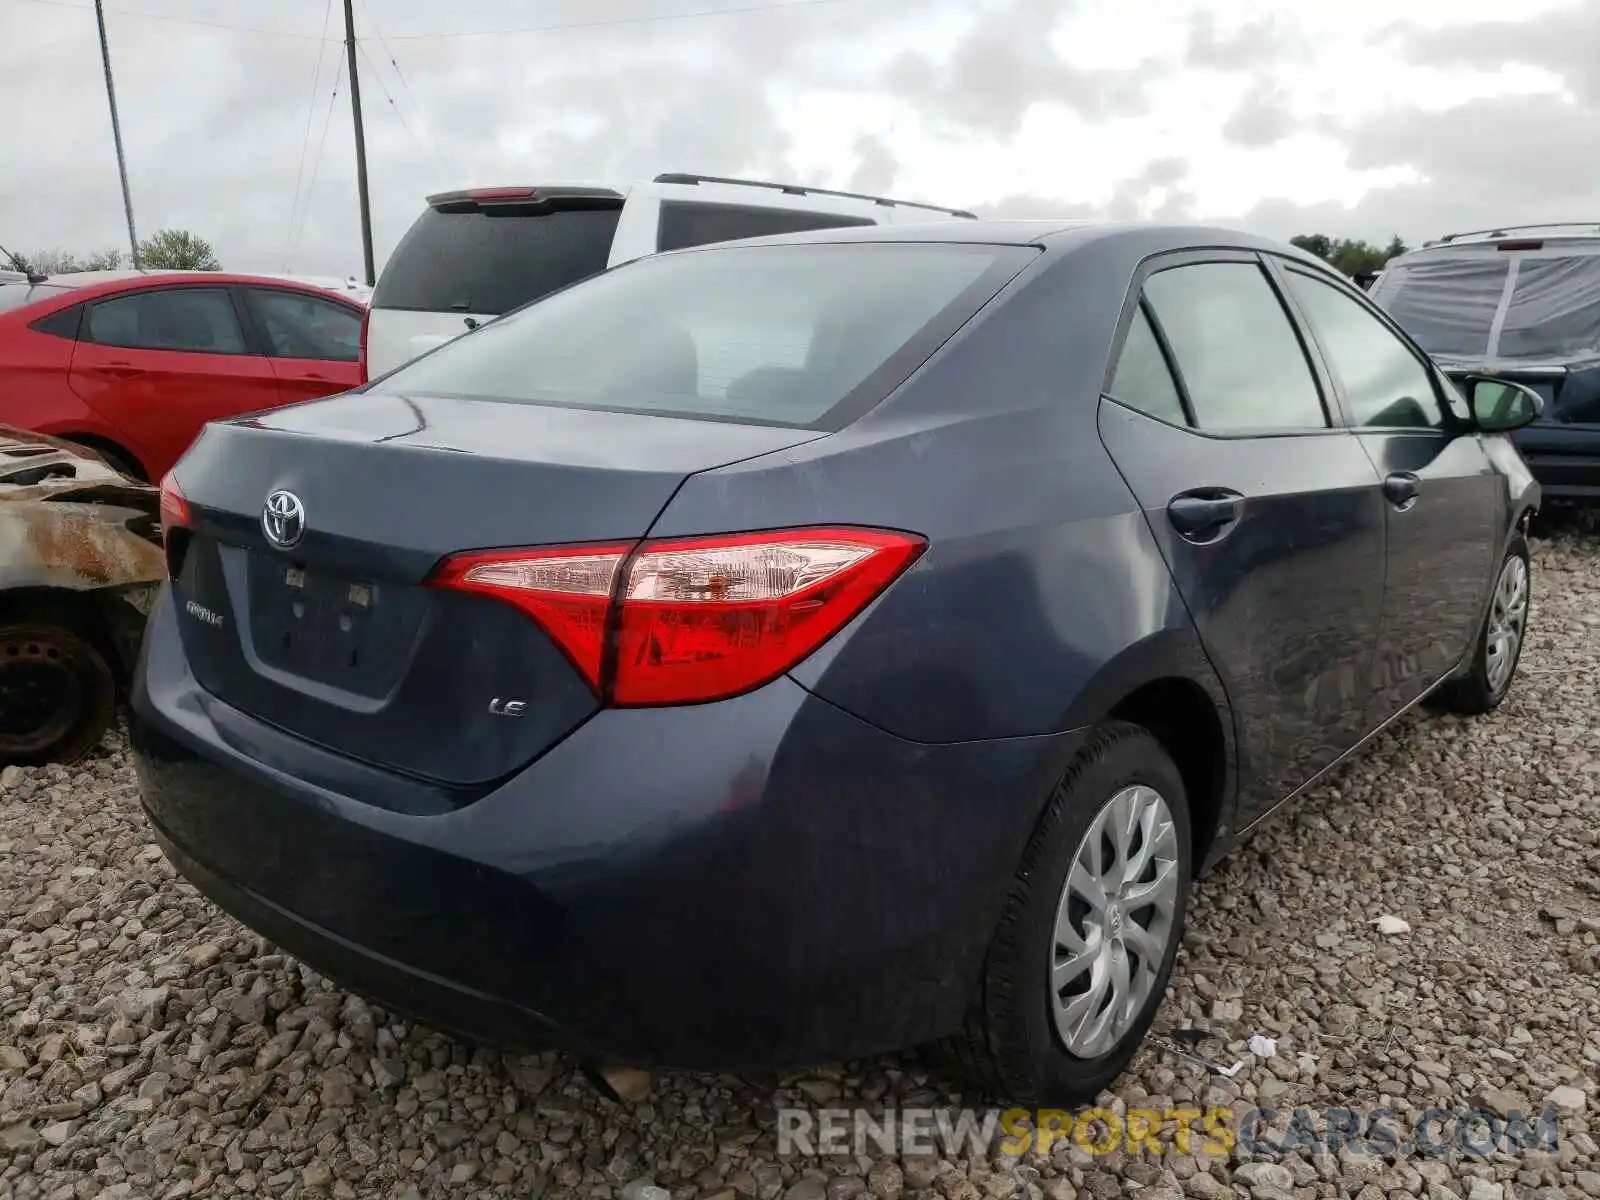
[1049,783,1181,1059]
[1485,554,1529,695]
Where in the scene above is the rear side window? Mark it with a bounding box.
[1143,262,1327,432]
[247,288,362,361]
[1107,305,1186,426]
[1284,270,1444,429]
[83,288,247,354]
[372,242,1033,429]
[29,304,83,340]
[656,201,876,253]
[371,206,622,316]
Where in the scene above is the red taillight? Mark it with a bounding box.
[357,306,371,382]
[467,187,542,203]
[612,528,924,705]
[158,471,190,543]
[430,543,631,688]
[429,527,926,706]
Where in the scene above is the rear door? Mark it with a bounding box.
[68,285,278,475]
[365,199,623,377]
[1275,260,1501,716]
[240,286,364,402]
[1097,252,1388,825]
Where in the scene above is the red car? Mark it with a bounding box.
[0,271,365,481]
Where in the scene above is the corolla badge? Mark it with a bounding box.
[262,489,305,549]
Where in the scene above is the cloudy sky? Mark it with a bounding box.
[2,0,1596,279]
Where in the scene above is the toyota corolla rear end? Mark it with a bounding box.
[131,233,1066,1069]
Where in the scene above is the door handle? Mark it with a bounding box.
[1167,490,1245,539]
[97,364,145,378]
[1383,472,1420,510]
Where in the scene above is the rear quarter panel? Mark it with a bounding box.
[650,234,1224,746]
[0,309,100,437]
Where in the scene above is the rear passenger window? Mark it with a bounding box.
[29,304,83,341]
[1107,305,1187,426]
[84,288,247,354]
[247,289,362,362]
[1144,262,1327,432]
[656,202,875,253]
[1284,269,1444,429]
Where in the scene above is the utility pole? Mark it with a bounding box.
[343,0,375,286]
[94,0,141,268]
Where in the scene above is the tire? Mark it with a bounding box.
[64,438,146,482]
[0,622,117,765]
[1431,535,1531,716]
[941,721,1192,1106]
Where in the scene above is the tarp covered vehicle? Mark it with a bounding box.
[0,426,162,763]
[1370,224,1600,501]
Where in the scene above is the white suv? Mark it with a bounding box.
[361,172,976,378]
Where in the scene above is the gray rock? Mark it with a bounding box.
[1543,1084,1586,1116]
[1233,1163,1294,1195]
[0,1122,39,1152]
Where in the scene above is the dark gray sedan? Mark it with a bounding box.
[133,220,1540,1104]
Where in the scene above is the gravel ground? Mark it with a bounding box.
[2,524,1598,1200]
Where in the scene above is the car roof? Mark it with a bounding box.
[425,173,978,221]
[647,217,1332,263]
[1415,222,1600,251]
[17,270,366,305]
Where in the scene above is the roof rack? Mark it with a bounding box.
[1430,221,1600,246]
[652,172,978,219]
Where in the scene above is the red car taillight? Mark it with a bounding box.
[158,471,191,542]
[430,543,631,689]
[430,527,926,706]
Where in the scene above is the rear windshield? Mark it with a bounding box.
[1373,251,1600,360]
[0,283,70,314]
[370,242,1033,429]
[370,205,622,316]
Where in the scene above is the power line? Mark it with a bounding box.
[14,0,334,39]
[381,0,856,41]
[284,0,337,270]
[350,0,451,178]
[357,40,445,174]
[288,54,344,268]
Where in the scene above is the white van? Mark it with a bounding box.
[361,172,976,378]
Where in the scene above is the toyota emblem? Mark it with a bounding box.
[262,489,306,549]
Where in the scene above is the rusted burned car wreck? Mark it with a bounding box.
[0,427,163,763]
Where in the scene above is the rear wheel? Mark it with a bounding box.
[942,722,1192,1105]
[63,437,146,481]
[1431,536,1530,715]
[0,622,116,764]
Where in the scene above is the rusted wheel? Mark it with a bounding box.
[0,623,116,764]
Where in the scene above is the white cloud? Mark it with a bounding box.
[0,0,1595,276]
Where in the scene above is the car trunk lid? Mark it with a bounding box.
[167,391,824,789]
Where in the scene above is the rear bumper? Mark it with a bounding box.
[132,585,1083,1070]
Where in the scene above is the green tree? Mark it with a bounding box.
[137,229,220,271]
[1290,233,1409,279]
[11,247,124,275]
